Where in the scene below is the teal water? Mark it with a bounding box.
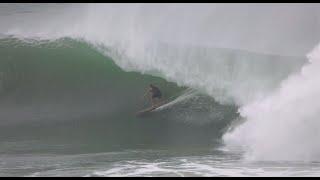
[0,35,315,178]
[0,37,241,177]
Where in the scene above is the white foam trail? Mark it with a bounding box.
[155,88,196,111]
[224,44,320,161]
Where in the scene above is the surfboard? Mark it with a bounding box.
[136,100,169,117]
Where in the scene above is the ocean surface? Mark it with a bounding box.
[0,3,320,177]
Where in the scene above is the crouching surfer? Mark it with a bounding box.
[144,84,162,108]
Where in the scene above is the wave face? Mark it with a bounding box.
[0,4,319,160]
[0,4,314,105]
[0,38,239,153]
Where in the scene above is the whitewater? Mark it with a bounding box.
[1,3,320,177]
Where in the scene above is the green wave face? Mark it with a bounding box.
[0,38,238,153]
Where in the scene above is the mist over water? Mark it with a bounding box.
[1,4,320,176]
[224,45,320,161]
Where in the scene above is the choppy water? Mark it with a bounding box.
[1,145,320,177]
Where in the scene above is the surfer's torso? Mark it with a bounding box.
[149,86,162,98]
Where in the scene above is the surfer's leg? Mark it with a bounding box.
[154,97,161,105]
[151,98,156,107]
[150,95,155,107]
[149,94,154,107]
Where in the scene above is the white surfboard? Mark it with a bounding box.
[135,100,169,117]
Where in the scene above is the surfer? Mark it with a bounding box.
[136,84,168,117]
[145,84,162,108]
